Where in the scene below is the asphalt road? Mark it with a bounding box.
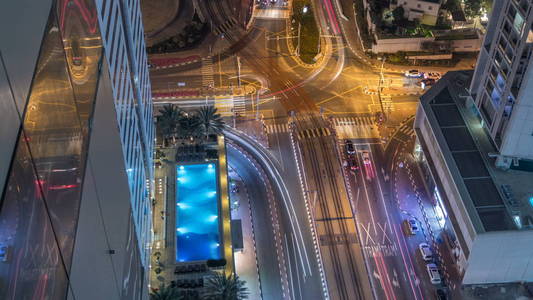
[227,145,285,300]
[147,0,467,298]
[344,138,437,300]
[226,130,325,300]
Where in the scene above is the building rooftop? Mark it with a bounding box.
[419,70,533,233]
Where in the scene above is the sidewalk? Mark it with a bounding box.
[150,149,176,288]
[228,168,262,299]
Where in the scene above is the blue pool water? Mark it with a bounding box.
[176,163,221,262]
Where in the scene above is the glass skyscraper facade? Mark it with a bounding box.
[0,0,153,298]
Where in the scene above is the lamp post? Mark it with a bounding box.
[377,57,386,120]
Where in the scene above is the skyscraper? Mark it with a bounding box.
[413,0,533,290]
[469,0,533,169]
[0,0,153,299]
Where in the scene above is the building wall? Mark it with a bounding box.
[463,230,533,285]
[451,37,483,52]
[372,36,481,53]
[469,0,506,99]
[67,60,145,300]
[0,0,53,203]
[0,0,152,298]
[415,103,478,259]
[397,0,441,25]
[470,0,533,155]
[95,0,154,265]
[499,51,533,160]
[400,0,441,17]
[372,37,434,53]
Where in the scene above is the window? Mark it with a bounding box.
[513,10,525,34]
[417,4,421,8]
[428,6,432,10]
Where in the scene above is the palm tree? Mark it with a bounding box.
[176,113,204,141]
[157,104,183,144]
[202,273,248,300]
[196,106,225,137]
[150,283,181,300]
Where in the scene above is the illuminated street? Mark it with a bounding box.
[145,0,467,298]
[5,0,533,299]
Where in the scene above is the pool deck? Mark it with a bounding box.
[217,135,235,275]
[149,136,235,289]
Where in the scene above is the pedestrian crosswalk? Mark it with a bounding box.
[296,128,331,140]
[382,96,395,112]
[265,123,289,134]
[265,123,331,139]
[332,116,373,127]
[214,96,233,117]
[213,17,237,36]
[392,122,415,142]
[201,56,215,88]
[331,116,379,139]
[233,96,246,116]
[264,115,381,139]
[398,124,414,136]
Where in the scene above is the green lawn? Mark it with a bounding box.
[291,0,320,64]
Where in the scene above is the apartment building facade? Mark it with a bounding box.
[469,0,533,169]
[0,0,153,298]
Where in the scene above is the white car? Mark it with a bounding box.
[419,243,433,261]
[424,72,441,80]
[405,69,423,78]
[403,218,419,235]
[426,263,442,284]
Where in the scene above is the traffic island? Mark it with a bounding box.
[290,0,321,64]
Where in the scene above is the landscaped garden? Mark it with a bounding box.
[290,0,321,64]
[147,14,208,54]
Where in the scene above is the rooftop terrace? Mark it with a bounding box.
[419,70,533,232]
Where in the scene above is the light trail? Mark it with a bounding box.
[224,129,313,277]
[322,0,340,35]
[393,223,421,300]
[373,254,391,300]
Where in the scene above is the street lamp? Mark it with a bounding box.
[377,57,387,120]
[303,6,308,14]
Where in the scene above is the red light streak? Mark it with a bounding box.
[49,184,78,190]
[323,0,340,35]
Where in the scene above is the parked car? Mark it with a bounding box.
[361,151,371,165]
[418,78,436,88]
[347,158,359,171]
[345,140,355,155]
[403,218,419,235]
[426,263,442,284]
[424,72,441,80]
[405,69,423,78]
[418,243,433,261]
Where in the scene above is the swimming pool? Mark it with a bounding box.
[176,163,221,262]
